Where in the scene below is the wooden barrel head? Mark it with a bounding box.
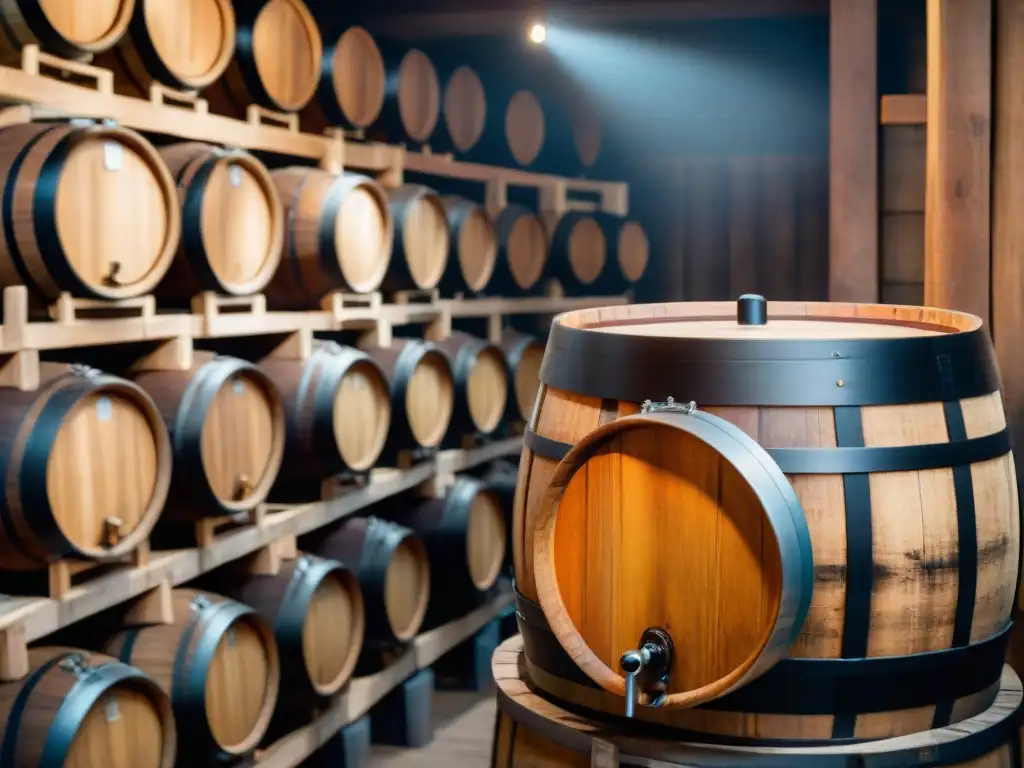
[467,488,506,590]
[405,350,454,447]
[458,205,497,292]
[204,614,277,752]
[333,27,386,128]
[618,221,649,283]
[200,368,283,508]
[251,0,321,111]
[144,0,236,87]
[56,130,177,295]
[199,154,282,293]
[336,179,392,292]
[467,346,509,434]
[567,216,607,287]
[47,390,161,553]
[398,49,440,142]
[66,684,169,768]
[401,193,449,290]
[571,97,601,168]
[513,342,544,420]
[40,0,133,50]
[444,66,486,152]
[508,213,548,291]
[302,567,365,696]
[506,90,545,166]
[334,360,391,471]
[384,535,430,640]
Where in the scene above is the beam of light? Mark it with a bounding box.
[528,22,547,45]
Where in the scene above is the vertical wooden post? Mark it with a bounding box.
[993,0,1024,474]
[829,0,878,302]
[924,0,992,322]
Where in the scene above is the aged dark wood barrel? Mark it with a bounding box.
[155,142,283,299]
[0,121,180,300]
[547,211,607,295]
[265,168,393,307]
[307,516,430,647]
[438,196,496,296]
[493,636,1024,767]
[106,589,280,762]
[302,26,386,132]
[499,329,544,428]
[489,206,549,296]
[434,332,510,440]
[132,355,286,519]
[96,0,236,94]
[595,214,649,293]
[384,184,449,293]
[258,341,392,481]
[442,65,486,154]
[378,45,441,144]
[0,363,171,570]
[0,647,176,768]
[205,0,321,114]
[362,339,454,457]
[513,298,1019,741]
[224,554,364,704]
[0,0,133,61]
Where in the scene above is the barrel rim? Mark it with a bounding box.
[533,409,812,708]
[36,0,135,54]
[136,0,237,89]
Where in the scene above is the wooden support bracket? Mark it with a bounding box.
[0,625,28,681]
[246,105,299,133]
[123,579,175,626]
[485,179,508,217]
[149,83,209,114]
[248,535,299,576]
[267,328,313,361]
[21,44,113,95]
[129,336,193,372]
[0,350,39,391]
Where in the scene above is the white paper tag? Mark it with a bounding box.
[96,397,112,422]
[233,379,244,395]
[105,696,120,722]
[229,164,243,188]
[104,141,123,172]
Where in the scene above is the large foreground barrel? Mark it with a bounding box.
[265,168,392,307]
[0,0,133,60]
[225,555,364,704]
[302,26,386,132]
[515,298,1019,741]
[107,589,280,762]
[259,341,392,481]
[132,355,285,519]
[97,0,236,94]
[0,121,180,300]
[499,330,544,427]
[363,340,454,456]
[384,184,449,293]
[207,0,321,114]
[493,636,1024,767]
[490,206,549,296]
[0,364,171,570]
[439,196,496,295]
[156,142,283,298]
[547,212,607,296]
[434,332,510,440]
[0,647,176,768]
[307,516,430,647]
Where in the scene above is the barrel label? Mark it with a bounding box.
[105,696,120,722]
[229,165,243,188]
[233,379,245,395]
[96,397,113,422]
[104,141,123,172]
[226,627,237,646]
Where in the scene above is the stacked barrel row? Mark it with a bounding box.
[0,1,596,172]
[0,121,646,302]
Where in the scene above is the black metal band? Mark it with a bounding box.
[313,43,346,126]
[117,628,142,665]
[231,6,280,111]
[541,318,1000,407]
[275,556,339,694]
[179,154,225,292]
[18,1,82,60]
[0,654,68,766]
[358,517,412,646]
[523,427,570,461]
[124,5,181,88]
[318,177,355,291]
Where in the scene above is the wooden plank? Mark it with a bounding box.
[882,213,925,284]
[829,0,878,302]
[924,0,992,323]
[881,94,927,125]
[881,126,927,213]
[993,0,1024,478]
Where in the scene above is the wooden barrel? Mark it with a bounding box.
[302,26,386,132]
[0,0,133,61]
[439,196,496,295]
[132,355,285,519]
[106,589,280,762]
[155,142,283,299]
[483,460,517,574]
[595,215,649,293]
[379,46,441,144]
[0,121,180,300]
[363,339,454,455]
[547,212,608,295]
[505,90,546,167]
[442,65,486,153]
[207,0,321,114]
[264,168,393,307]
[258,341,392,481]
[499,329,544,427]
[0,647,176,768]
[490,206,549,296]
[225,554,364,703]
[434,332,510,440]
[0,364,171,570]
[571,95,601,169]
[493,636,1024,768]
[95,0,236,94]
[514,298,1019,741]
[308,516,430,646]
[384,184,450,293]
[398,478,505,619]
